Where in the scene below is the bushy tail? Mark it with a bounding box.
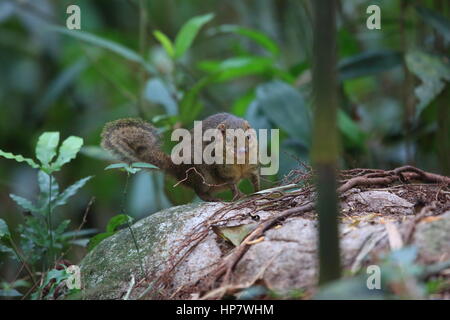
[101,118,171,171]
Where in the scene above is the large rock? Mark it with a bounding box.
[79,188,450,300]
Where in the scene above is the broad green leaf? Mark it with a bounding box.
[0,219,11,240]
[213,25,280,56]
[80,146,117,161]
[416,6,450,42]
[0,149,39,169]
[36,132,60,168]
[106,214,133,233]
[198,56,274,82]
[405,50,450,117]
[9,194,40,215]
[339,51,402,81]
[153,30,175,57]
[62,228,98,239]
[124,166,141,175]
[212,223,258,247]
[34,58,88,116]
[52,176,93,209]
[52,136,83,170]
[48,26,156,74]
[55,220,70,235]
[174,13,214,58]
[254,81,312,147]
[144,78,178,115]
[105,163,129,170]
[131,162,159,169]
[338,110,366,149]
[232,90,255,116]
[87,232,114,251]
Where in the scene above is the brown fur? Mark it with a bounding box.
[101,113,260,201]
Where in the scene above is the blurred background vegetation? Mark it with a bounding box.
[0,0,449,294]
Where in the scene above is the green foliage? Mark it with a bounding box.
[153,30,175,58]
[416,6,450,42]
[212,25,280,57]
[252,81,312,147]
[36,132,60,169]
[338,51,402,81]
[49,26,156,74]
[405,50,450,118]
[31,266,80,300]
[0,219,11,240]
[0,132,84,174]
[1,132,92,272]
[173,13,214,58]
[0,150,39,169]
[0,280,29,298]
[105,162,158,175]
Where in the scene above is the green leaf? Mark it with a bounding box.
[179,76,215,124]
[416,6,450,42]
[153,30,175,57]
[52,136,83,170]
[87,214,133,251]
[144,78,178,115]
[36,132,60,168]
[105,163,129,170]
[232,90,255,116]
[0,149,39,169]
[213,25,280,56]
[198,56,274,82]
[9,194,40,216]
[254,81,312,147]
[0,219,11,240]
[405,50,450,117]
[87,232,114,252]
[339,51,402,81]
[106,214,133,233]
[124,167,141,174]
[48,26,155,74]
[80,146,117,161]
[131,162,159,169]
[174,13,214,58]
[338,110,366,149]
[33,59,88,117]
[52,176,93,209]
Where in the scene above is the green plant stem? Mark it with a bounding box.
[9,238,36,286]
[47,173,54,265]
[123,171,145,278]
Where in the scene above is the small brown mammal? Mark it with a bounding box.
[101,113,260,201]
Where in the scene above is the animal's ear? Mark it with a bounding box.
[217,123,226,132]
[244,120,250,129]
